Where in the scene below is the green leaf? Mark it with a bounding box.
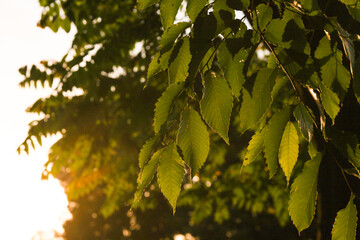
[154,82,185,133]
[264,107,291,178]
[239,68,277,131]
[289,153,322,233]
[218,42,246,98]
[157,142,185,213]
[177,107,210,176]
[187,0,208,22]
[200,71,233,144]
[278,121,299,183]
[160,22,191,54]
[139,135,159,168]
[321,52,351,92]
[294,103,313,141]
[147,52,162,79]
[331,195,358,240]
[320,82,340,124]
[339,0,357,4]
[265,19,288,45]
[314,36,332,59]
[244,129,265,166]
[137,0,159,9]
[133,148,163,206]
[160,0,183,29]
[252,4,273,31]
[169,37,191,83]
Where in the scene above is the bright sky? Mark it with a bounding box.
[0,1,75,239]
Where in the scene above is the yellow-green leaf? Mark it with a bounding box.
[157,142,185,213]
[331,195,358,240]
[160,0,183,29]
[154,82,185,133]
[160,22,191,54]
[278,121,299,183]
[289,153,322,233]
[169,37,191,83]
[139,135,159,168]
[187,0,208,22]
[133,148,163,206]
[244,129,265,166]
[320,82,340,124]
[177,107,210,176]
[137,0,159,9]
[200,71,233,144]
[264,107,291,178]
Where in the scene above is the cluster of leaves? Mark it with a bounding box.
[19,0,360,239]
[134,0,360,238]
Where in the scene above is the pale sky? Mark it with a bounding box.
[0,1,75,239]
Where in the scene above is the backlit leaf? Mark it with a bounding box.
[200,71,233,144]
[264,107,291,178]
[169,37,191,83]
[139,135,159,168]
[133,148,163,206]
[157,142,185,213]
[154,82,185,133]
[278,121,299,183]
[320,82,340,124]
[253,4,273,31]
[289,153,322,233]
[239,68,277,131]
[160,22,191,54]
[244,129,265,166]
[331,195,358,240]
[294,103,313,141]
[160,0,183,29]
[177,107,210,176]
[137,0,159,9]
[187,0,208,22]
[147,52,161,79]
[218,42,245,98]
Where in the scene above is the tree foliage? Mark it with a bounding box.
[20,0,360,239]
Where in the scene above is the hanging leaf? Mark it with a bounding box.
[265,18,288,46]
[154,82,185,133]
[278,121,299,183]
[160,22,191,54]
[314,36,332,60]
[147,52,161,79]
[264,107,291,178]
[187,0,208,22]
[160,0,183,29]
[139,135,159,168]
[331,195,358,240]
[289,153,322,233]
[133,148,163,206]
[239,68,277,131]
[218,42,246,98]
[252,4,273,31]
[137,0,159,9]
[157,142,185,213]
[200,71,233,144]
[294,103,314,142]
[320,51,351,93]
[244,129,265,166]
[320,82,340,124]
[169,37,191,83]
[177,107,210,176]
